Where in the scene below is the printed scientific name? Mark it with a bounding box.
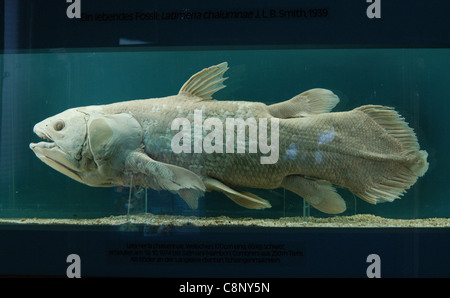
[79,8,329,22]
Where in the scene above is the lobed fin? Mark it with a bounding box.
[268,88,340,119]
[281,175,346,214]
[204,177,272,209]
[125,151,205,209]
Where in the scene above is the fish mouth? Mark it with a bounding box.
[30,129,84,184]
[34,127,53,142]
[30,126,59,153]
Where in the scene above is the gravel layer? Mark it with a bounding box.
[1,214,449,228]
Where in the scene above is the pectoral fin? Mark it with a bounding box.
[204,177,271,209]
[282,175,346,214]
[268,88,340,118]
[125,151,205,209]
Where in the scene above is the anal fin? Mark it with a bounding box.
[204,177,271,209]
[282,175,346,214]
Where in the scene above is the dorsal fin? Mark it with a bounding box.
[178,62,229,101]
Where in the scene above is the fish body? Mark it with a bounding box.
[30,63,429,214]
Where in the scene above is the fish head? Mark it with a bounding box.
[30,106,144,187]
[30,108,89,184]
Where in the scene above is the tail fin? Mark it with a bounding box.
[354,105,429,204]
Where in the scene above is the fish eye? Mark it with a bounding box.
[54,120,65,131]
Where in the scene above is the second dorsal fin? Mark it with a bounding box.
[178,62,229,101]
[268,88,340,118]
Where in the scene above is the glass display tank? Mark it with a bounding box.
[1,48,448,225]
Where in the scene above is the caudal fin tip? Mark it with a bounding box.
[414,150,429,177]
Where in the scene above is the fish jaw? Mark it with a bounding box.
[29,140,85,184]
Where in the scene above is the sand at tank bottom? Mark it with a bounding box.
[0,214,449,227]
